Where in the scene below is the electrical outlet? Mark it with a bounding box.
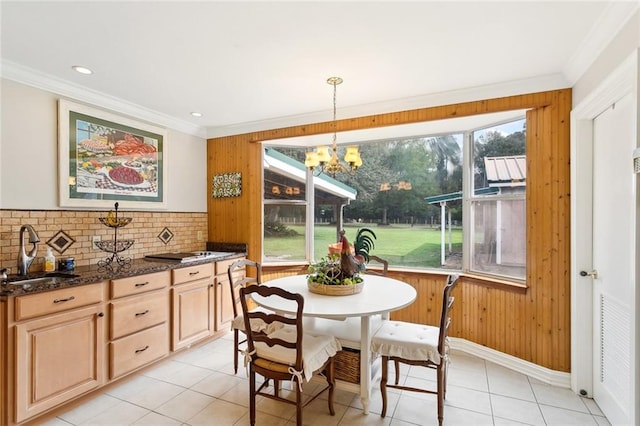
[92,235,101,249]
[197,231,203,241]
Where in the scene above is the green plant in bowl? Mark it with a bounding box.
[307,254,363,286]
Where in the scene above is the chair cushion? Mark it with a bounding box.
[254,326,342,381]
[231,306,283,334]
[370,320,445,364]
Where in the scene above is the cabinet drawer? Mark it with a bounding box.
[110,323,168,379]
[15,283,104,321]
[215,257,243,276]
[110,289,168,339]
[110,271,170,299]
[172,263,213,285]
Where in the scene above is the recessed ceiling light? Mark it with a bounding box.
[190,112,203,117]
[72,65,93,75]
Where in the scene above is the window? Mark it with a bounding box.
[468,120,526,279]
[263,116,526,281]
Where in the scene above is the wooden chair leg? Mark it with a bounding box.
[380,355,389,418]
[296,379,303,426]
[394,359,400,385]
[249,365,256,426]
[437,364,444,426]
[443,360,448,400]
[326,359,336,415]
[233,329,239,374]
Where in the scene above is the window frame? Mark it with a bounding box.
[263,115,527,284]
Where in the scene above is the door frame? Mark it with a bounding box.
[570,50,638,412]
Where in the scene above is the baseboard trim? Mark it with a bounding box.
[449,337,571,388]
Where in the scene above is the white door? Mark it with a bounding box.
[591,92,634,425]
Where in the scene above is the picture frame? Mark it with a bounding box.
[212,172,242,198]
[58,99,168,209]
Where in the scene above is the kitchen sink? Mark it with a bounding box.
[3,272,79,288]
[3,276,61,289]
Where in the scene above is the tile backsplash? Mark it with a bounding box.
[0,209,207,273]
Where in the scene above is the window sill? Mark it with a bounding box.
[461,272,527,292]
[263,262,527,292]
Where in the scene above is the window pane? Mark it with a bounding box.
[470,119,526,280]
[263,204,306,262]
[340,136,464,270]
[472,119,526,193]
[471,199,526,279]
[264,168,305,200]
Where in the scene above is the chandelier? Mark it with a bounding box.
[304,77,362,177]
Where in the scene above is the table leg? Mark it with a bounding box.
[360,315,371,414]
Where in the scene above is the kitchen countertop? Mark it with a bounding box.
[0,252,244,298]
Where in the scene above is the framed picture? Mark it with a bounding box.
[58,99,167,209]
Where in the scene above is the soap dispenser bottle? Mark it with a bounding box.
[44,247,56,272]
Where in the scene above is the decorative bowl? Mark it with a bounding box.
[307,280,364,296]
[307,254,363,296]
[98,217,132,228]
[95,239,134,253]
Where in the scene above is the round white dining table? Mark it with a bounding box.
[254,274,417,413]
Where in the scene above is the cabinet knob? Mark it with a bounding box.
[98,312,105,317]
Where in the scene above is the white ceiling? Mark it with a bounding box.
[1,1,637,139]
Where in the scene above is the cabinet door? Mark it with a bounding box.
[171,277,214,350]
[14,304,105,423]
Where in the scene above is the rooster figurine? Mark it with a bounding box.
[339,230,365,278]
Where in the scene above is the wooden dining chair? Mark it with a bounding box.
[366,255,388,276]
[370,274,460,425]
[240,284,341,426]
[227,258,265,374]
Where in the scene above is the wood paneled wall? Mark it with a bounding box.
[208,88,572,372]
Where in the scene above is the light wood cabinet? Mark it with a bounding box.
[12,284,106,423]
[1,259,243,424]
[109,271,170,380]
[171,263,215,350]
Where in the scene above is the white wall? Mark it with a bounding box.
[0,79,207,212]
[572,10,640,106]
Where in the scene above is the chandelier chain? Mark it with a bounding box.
[304,76,360,177]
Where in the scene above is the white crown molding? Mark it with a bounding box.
[0,60,206,138]
[563,1,640,85]
[450,337,572,388]
[206,73,569,139]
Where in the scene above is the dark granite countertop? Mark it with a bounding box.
[0,252,244,298]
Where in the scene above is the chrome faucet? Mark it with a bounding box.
[17,224,40,276]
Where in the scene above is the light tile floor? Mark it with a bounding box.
[41,333,610,425]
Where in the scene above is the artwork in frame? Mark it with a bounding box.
[58,99,168,209]
[212,172,242,198]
